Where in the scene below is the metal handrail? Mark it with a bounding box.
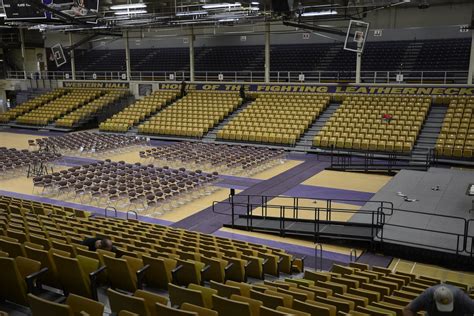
[6,69,470,84]
[314,243,323,271]
[378,206,468,254]
[127,210,138,220]
[104,206,117,218]
[349,249,358,262]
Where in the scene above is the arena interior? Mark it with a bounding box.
[0,0,474,315]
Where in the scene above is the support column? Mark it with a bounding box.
[69,33,76,80]
[20,29,26,79]
[265,22,270,83]
[355,42,362,84]
[189,27,195,82]
[468,30,474,85]
[124,31,131,81]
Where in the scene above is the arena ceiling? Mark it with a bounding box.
[0,0,471,32]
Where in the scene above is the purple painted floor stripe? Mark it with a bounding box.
[173,158,331,234]
[0,190,173,226]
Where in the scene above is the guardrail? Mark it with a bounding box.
[379,207,469,255]
[6,70,470,84]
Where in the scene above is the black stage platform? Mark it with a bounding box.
[352,168,474,259]
[218,167,474,269]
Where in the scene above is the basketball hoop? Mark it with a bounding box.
[344,20,370,53]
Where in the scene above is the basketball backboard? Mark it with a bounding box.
[344,20,369,53]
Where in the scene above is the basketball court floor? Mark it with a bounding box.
[1,128,473,282]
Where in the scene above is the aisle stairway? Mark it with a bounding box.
[202,99,254,142]
[411,105,447,161]
[294,102,340,150]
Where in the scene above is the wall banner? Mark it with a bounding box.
[62,81,130,89]
[158,83,474,96]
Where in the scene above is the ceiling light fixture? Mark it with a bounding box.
[176,10,208,16]
[301,10,337,17]
[0,12,6,17]
[111,3,147,10]
[115,9,147,15]
[202,2,241,9]
[218,18,238,22]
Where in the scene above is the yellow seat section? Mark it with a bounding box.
[435,97,473,158]
[313,95,431,153]
[56,90,128,128]
[0,89,66,123]
[100,90,180,132]
[16,89,103,126]
[138,91,243,138]
[218,93,329,146]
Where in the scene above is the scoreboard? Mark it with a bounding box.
[2,0,47,20]
[1,0,99,20]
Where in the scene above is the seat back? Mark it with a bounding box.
[142,255,176,289]
[66,293,105,316]
[212,294,252,316]
[103,255,137,292]
[260,306,288,316]
[210,280,241,298]
[0,238,25,258]
[108,288,149,316]
[168,283,205,308]
[223,257,246,282]
[226,280,251,297]
[28,293,73,316]
[156,302,198,316]
[293,299,334,316]
[201,257,226,282]
[181,303,218,316]
[188,283,217,309]
[250,290,284,309]
[53,253,91,298]
[241,255,264,279]
[230,294,262,316]
[24,246,68,287]
[175,259,205,286]
[276,306,311,316]
[0,257,30,305]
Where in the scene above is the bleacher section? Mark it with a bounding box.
[47,38,471,73]
[196,46,264,71]
[414,38,471,71]
[0,89,66,123]
[138,91,242,138]
[218,94,329,145]
[313,95,431,152]
[1,195,473,316]
[55,91,129,128]
[131,48,190,72]
[16,90,103,126]
[99,90,180,133]
[270,44,331,71]
[435,97,473,158]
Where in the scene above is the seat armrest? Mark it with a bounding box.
[136,264,150,290]
[171,264,183,285]
[25,267,49,294]
[89,265,107,301]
